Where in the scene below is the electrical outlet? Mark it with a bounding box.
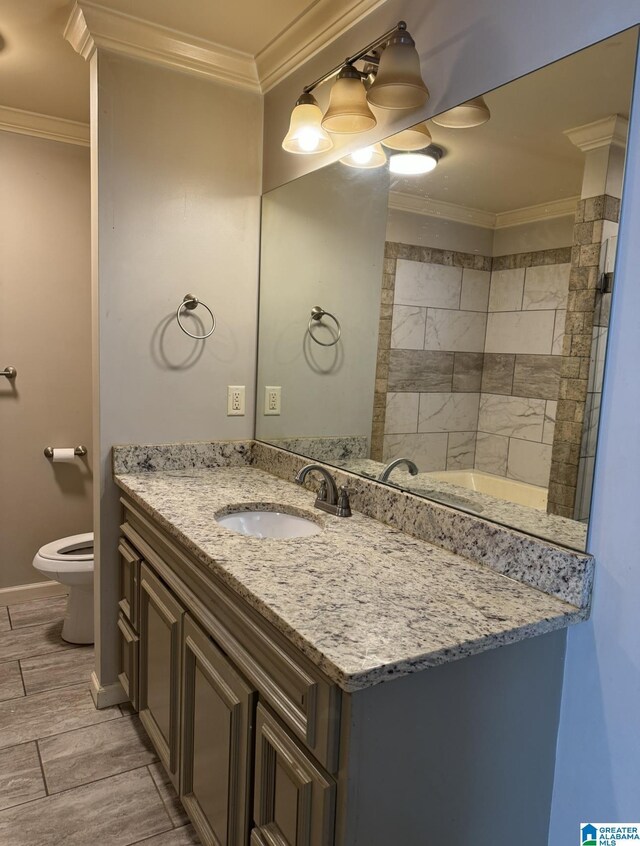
[227,386,245,416]
[264,386,281,416]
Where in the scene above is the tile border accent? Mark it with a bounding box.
[491,246,573,272]
[547,194,620,517]
[370,250,397,459]
[384,240,493,271]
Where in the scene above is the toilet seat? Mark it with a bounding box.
[37,532,93,562]
[32,532,95,644]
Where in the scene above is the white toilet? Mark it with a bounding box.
[32,532,94,644]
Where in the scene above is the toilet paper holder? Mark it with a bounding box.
[44,446,87,459]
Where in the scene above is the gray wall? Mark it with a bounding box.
[93,52,262,691]
[0,131,92,589]
[548,43,640,843]
[256,162,388,442]
[386,208,494,255]
[493,216,575,255]
[341,630,567,846]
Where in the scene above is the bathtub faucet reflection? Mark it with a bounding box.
[378,458,419,482]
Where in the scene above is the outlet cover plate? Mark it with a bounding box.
[264,386,281,415]
[227,386,245,416]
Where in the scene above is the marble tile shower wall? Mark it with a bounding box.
[375,242,571,488]
[477,249,571,487]
[381,242,492,471]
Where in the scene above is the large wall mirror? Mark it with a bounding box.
[256,28,639,551]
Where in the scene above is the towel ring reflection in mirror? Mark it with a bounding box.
[176,294,216,340]
[308,305,341,347]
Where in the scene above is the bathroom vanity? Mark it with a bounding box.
[113,441,592,846]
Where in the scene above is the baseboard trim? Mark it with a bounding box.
[90,671,127,709]
[0,580,68,605]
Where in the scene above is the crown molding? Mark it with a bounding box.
[494,196,579,229]
[64,1,260,92]
[388,192,496,229]
[0,105,89,146]
[64,0,391,94]
[389,192,579,230]
[254,0,388,93]
[564,114,629,152]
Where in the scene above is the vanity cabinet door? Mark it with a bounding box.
[138,562,184,790]
[253,704,335,846]
[180,615,256,846]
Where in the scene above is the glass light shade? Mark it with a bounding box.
[431,96,491,128]
[282,95,334,154]
[321,67,377,134]
[366,33,429,110]
[389,149,439,175]
[382,121,432,151]
[340,143,387,169]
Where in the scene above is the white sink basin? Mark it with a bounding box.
[216,509,322,539]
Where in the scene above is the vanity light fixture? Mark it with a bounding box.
[282,20,429,154]
[340,143,387,169]
[321,65,377,134]
[381,121,432,151]
[365,24,429,110]
[282,92,333,154]
[388,144,443,175]
[431,95,491,128]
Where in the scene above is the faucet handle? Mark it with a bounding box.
[336,485,352,518]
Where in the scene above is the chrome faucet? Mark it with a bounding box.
[294,464,352,517]
[378,457,419,482]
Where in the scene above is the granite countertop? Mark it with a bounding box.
[336,458,588,551]
[115,466,586,692]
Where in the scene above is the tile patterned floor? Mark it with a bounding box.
[0,595,200,845]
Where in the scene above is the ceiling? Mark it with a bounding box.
[0,4,636,214]
[0,0,331,122]
[392,27,638,213]
[0,0,89,121]
[91,0,318,53]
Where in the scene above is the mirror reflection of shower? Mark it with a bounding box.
[255,29,638,552]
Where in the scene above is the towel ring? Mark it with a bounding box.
[176,293,216,340]
[308,305,341,347]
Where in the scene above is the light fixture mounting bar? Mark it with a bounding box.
[303,21,407,94]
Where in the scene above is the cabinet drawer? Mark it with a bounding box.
[118,538,141,629]
[254,703,336,846]
[117,612,139,711]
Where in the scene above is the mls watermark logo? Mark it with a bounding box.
[581,823,640,844]
[582,825,598,845]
